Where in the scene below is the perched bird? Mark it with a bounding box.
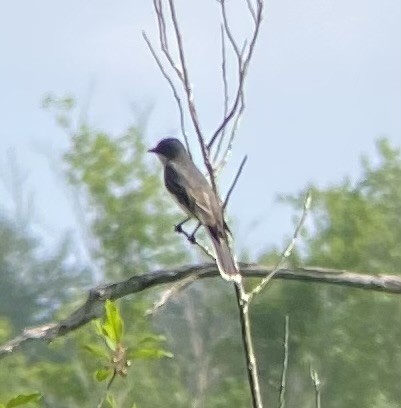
[149,138,241,282]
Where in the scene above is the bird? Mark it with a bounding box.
[148,138,241,282]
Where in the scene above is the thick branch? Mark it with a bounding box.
[1,263,400,359]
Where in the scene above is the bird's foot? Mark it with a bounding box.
[174,224,183,233]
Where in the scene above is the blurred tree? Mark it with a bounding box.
[1,96,193,405]
[254,138,401,407]
[64,124,188,280]
[0,176,88,402]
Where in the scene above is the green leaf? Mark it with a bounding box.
[95,368,112,382]
[103,336,117,352]
[102,300,124,345]
[137,334,167,346]
[6,393,41,407]
[129,348,173,360]
[84,344,109,360]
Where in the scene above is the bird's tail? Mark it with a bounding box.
[207,226,241,282]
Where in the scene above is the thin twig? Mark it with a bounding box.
[248,191,312,302]
[96,371,117,408]
[208,0,263,150]
[223,155,248,209]
[218,0,242,61]
[153,0,183,81]
[246,0,257,23]
[145,274,199,315]
[142,32,191,158]
[151,0,192,157]
[213,25,230,164]
[215,90,245,172]
[234,281,263,408]
[278,316,289,408]
[166,0,217,192]
[310,367,321,408]
[208,0,243,150]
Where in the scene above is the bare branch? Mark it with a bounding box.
[153,0,168,53]
[278,316,289,408]
[150,0,216,190]
[246,0,258,23]
[208,0,263,150]
[166,0,218,190]
[153,0,183,81]
[223,155,248,209]
[142,31,191,157]
[215,90,245,171]
[213,25,230,164]
[248,191,312,302]
[1,263,400,359]
[150,0,194,156]
[234,281,263,408]
[218,0,242,61]
[208,0,243,151]
[145,274,199,315]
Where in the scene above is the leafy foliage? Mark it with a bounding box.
[0,393,41,408]
[0,215,87,331]
[83,300,172,406]
[269,138,401,407]
[63,122,187,279]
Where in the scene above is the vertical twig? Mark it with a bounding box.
[213,25,230,164]
[142,32,191,158]
[248,191,312,302]
[246,0,258,22]
[223,155,248,209]
[166,0,217,192]
[234,281,263,408]
[208,0,263,151]
[310,367,321,408]
[278,316,289,408]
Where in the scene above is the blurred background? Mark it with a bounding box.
[0,0,400,407]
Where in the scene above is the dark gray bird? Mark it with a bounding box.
[149,138,240,282]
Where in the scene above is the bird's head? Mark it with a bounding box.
[148,138,187,162]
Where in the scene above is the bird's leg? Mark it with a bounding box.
[188,222,202,244]
[174,217,190,233]
[175,220,214,259]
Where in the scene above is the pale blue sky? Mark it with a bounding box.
[0,0,400,259]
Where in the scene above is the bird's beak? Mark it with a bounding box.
[148,147,157,153]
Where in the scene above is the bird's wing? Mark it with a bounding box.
[165,163,240,281]
[164,164,195,215]
[165,164,222,227]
